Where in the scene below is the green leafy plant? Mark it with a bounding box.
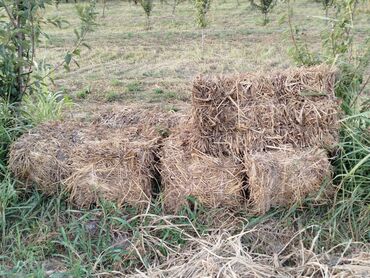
[0,0,97,179]
[140,0,153,29]
[76,85,92,99]
[0,0,97,104]
[194,0,211,28]
[249,0,276,25]
[315,0,335,16]
[0,101,26,172]
[153,88,164,94]
[126,81,142,92]
[21,86,72,126]
[106,91,120,102]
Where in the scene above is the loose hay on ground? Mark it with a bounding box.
[9,121,160,208]
[191,65,340,156]
[244,148,332,215]
[161,129,245,213]
[127,220,370,278]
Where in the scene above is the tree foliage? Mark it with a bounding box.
[0,0,97,104]
[249,0,276,25]
[140,0,153,29]
[194,0,211,28]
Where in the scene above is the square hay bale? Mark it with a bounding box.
[91,104,187,138]
[8,122,78,195]
[191,65,340,156]
[65,135,157,208]
[161,129,245,213]
[244,148,332,215]
[9,121,160,208]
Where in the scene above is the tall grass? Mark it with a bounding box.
[330,108,370,242]
[0,85,72,275]
[285,0,370,244]
[0,102,26,174]
[21,86,72,126]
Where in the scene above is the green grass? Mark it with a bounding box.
[105,91,121,102]
[0,0,369,276]
[39,0,369,104]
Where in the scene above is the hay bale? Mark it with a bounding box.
[91,104,187,137]
[191,65,340,156]
[9,121,159,208]
[244,148,332,215]
[65,132,157,208]
[9,122,78,195]
[161,129,245,213]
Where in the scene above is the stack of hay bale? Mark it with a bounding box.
[9,65,340,215]
[161,65,339,214]
[9,107,185,208]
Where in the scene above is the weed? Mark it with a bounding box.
[149,90,178,102]
[153,88,164,94]
[111,79,122,86]
[21,87,72,126]
[106,92,121,102]
[76,86,92,99]
[126,81,142,93]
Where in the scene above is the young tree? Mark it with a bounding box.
[102,0,107,17]
[315,0,335,17]
[140,0,153,29]
[194,0,211,28]
[0,0,97,104]
[194,0,211,53]
[249,0,276,25]
[170,0,185,15]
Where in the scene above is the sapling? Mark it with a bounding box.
[171,0,185,15]
[249,0,276,25]
[0,0,97,103]
[316,0,335,17]
[102,0,107,17]
[140,0,153,30]
[194,0,211,52]
[194,0,211,28]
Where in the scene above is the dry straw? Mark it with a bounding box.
[160,128,245,213]
[9,66,340,213]
[127,219,369,278]
[191,65,340,156]
[9,122,78,195]
[245,148,332,215]
[92,104,187,138]
[9,121,160,208]
[65,128,158,208]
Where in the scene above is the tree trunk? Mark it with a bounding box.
[102,0,107,17]
[146,15,151,30]
[15,0,26,101]
[172,0,177,15]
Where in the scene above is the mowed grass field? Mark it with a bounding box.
[41,0,370,106]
